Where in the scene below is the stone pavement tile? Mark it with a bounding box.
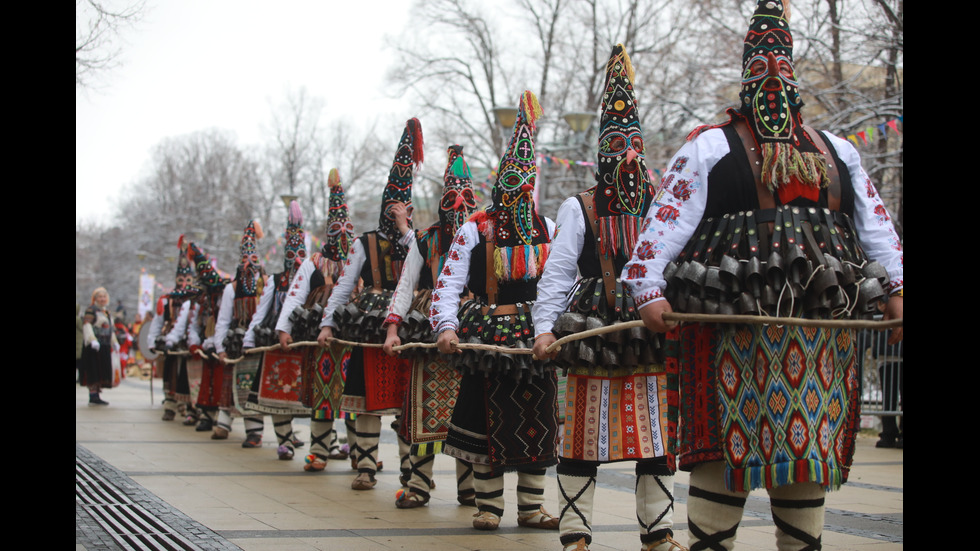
[78,378,901,551]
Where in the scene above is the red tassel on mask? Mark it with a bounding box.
[408,118,424,168]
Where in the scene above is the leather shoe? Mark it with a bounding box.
[304,455,327,472]
[395,490,429,509]
[241,433,262,448]
[211,427,229,440]
[472,511,500,531]
[351,472,377,490]
[640,535,689,551]
[517,506,559,530]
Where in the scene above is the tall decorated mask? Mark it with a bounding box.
[237,220,264,296]
[186,241,225,293]
[738,0,827,200]
[378,118,423,260]
[174,235,194,291]
[477,90,550,281]
[283,200,306,277]
[594,43,655,260]
[490,90,548,249]
[322,168,354,262]
[438,145,477,254]
[739,0,803,143]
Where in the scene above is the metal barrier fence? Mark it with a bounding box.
[855,325,903,417]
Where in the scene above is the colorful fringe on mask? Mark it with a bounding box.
[493,243,550,282]
[760,142,829,193]
[596,214,641,260]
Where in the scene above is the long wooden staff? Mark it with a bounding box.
[158,314,903,362]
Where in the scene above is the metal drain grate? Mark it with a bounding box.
[76,457,203,551]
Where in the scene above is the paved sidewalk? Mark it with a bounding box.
[77,376,902,550]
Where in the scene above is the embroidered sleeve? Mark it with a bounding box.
[273,259,315,335]
[823,131,904,292]
[532,198,584,336]
[623,132,719,309]
[211,284,236,353]
[319,239,366,329]
[398,229,415,248]
[185,304,203,347]
[245,279,275,347]
[146,302,165,343]
[385,239,424,326]
[164,301,191,347]
[430,222,478,333]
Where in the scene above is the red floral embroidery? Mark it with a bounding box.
[865,178,877,198]
[672,179,695,201]
[635,241,660,260]
[656,205,680,226]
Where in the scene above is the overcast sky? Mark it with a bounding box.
[76,1,413,225]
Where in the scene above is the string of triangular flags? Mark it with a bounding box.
[476,115,904,191]
[845,116,903,147]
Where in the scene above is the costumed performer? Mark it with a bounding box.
[622,2,903,549]
[273,173,358,471]
[316,118,423,490]
[430,91,560,532]
[383,144,479,509]
[533,43,686,551]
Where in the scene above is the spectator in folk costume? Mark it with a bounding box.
[431,91,560,532]
[273,174,358,471]
[80,287,118,405]
[533,44,686,551]
[622,2,903,549]
[383,144,479,509]
[317,119,424,490]
[149,237,201,423]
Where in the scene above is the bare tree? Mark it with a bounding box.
[264,88,330,231]
[791,0,903,234]
[81,130,269,314]
[387,0,702,217]
[75,0,146,90]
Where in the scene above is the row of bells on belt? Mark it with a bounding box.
[338,290,393,342]
[662,249,889,319]
[286,303,325,343]
[551,277,664,370]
